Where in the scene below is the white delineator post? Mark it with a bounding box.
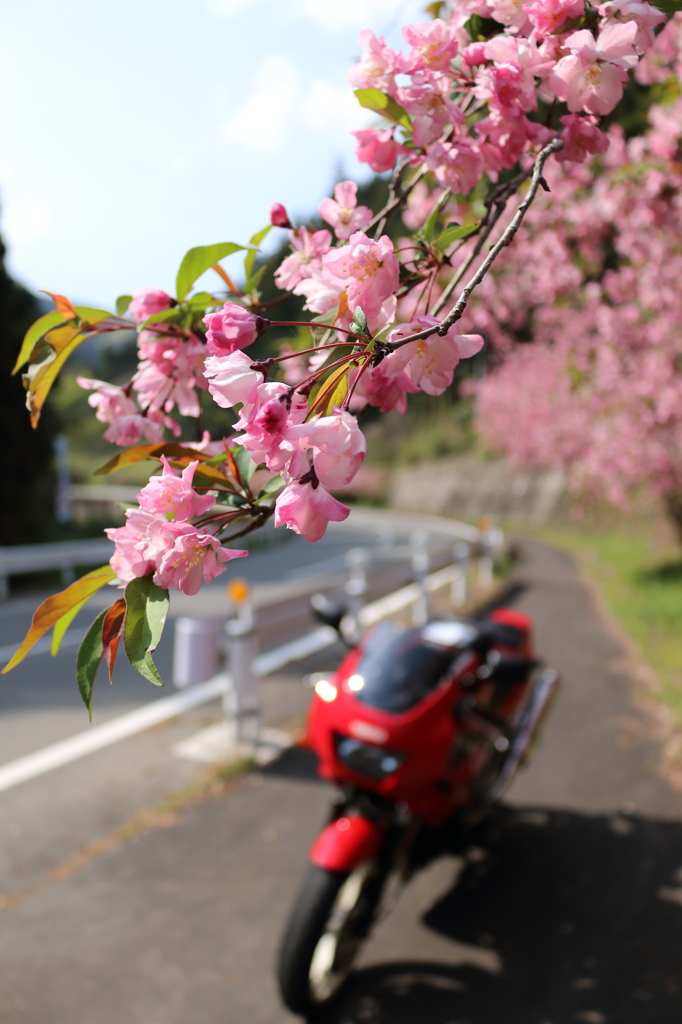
[344,548,369,642]
[477,516,503,588]
[224,578,259,749]
[451,541,470,607]
[173,618,222,689]
[410,529,430,627]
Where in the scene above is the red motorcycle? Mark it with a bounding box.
[277,603,559,1015]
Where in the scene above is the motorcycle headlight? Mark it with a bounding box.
[333,733,405,780]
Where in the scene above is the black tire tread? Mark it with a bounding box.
[278,864,348,1015]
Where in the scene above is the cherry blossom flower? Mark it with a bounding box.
[318,182,372,241]
[133,332,206,418]
[320,231,400,330]
[203,302,266,356]
[151,522,246,595]
[106,509,162,582]
[557,113,609,162]
[274,479,350,542]
[549,21,639,115]
[525,0,585,38]
[425,139,483,195]
[352,360,420,415]
[203,350,265,409]
[77,377,165,446]
[386,317,484,396]
[137,456,215,521]
[274,227,332,291]
[128,287,172,324]
[287,411,367,490]
[599,0,666,53]
[347,29,398,91]
[352,129,407,174]
[400,20,459,74]
[398,79,465,148]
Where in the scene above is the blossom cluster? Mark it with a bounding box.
[348,0,664,181]
[63,0,666,600]
[473,15,682,519]
[106,457,247,595]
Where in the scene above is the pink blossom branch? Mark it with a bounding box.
[386,137,564,352]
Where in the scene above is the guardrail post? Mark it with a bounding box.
[344,548,369,642]
[410,529,430,627]
[224,579,259,749]
[173,618,222,689]
[451,541,470,607]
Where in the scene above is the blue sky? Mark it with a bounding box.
[0,0,425,307]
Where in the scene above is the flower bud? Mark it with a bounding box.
[203,301,269,356]
[270,202,292,228]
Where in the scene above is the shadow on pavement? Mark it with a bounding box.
[313,805,682,1024]
[260,745,321,783]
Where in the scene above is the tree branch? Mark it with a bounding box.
[385,137,564,353]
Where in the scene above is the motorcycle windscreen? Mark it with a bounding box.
[353,622,455,713]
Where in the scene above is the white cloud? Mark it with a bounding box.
[215,54,301,152]
[301,79,362,134]
[206,0,265,15]
[215,55,369,154]
[0,161,52,246]
[207,0,410,35]
[296,0,400,34]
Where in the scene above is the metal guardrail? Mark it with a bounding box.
[0,538,114,600]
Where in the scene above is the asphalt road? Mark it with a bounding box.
[2,535,682,1023]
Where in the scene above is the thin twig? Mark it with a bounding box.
[369,163,428,240]
[385,137,564,352]
[430,164,536,317]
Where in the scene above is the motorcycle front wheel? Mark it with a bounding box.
[277,861,385,1015]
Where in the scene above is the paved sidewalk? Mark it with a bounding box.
[1,540,681,1023]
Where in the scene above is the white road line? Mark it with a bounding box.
[0,628,341,794]
[0,675,230,794]
[0,627,87,668]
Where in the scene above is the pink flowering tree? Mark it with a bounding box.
[472,14,682,541]
[3,0,670,711]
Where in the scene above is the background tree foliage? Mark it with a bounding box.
[0,230,57,545]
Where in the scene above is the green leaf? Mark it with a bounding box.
[233,446,258,486]
[12,305,113,375]
[141,307,183,327]
[423,189,452,242]
[76,609,108,720]
[176,242,246,302]
[257,474,284,500]
[244,263,269,296]
[244,224,272,281]
[433,220,481,251]
[12,310,64,374]
[650,0,681,11]
[349,306,370,340]
[185,290,219,313]
[52,597,89,656]
[354,89,412,130]
[324,370,349,414]
[1,566,117,674]
[123,576,169,687]
[116,295,133,316]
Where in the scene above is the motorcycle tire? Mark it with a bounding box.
[277,861,385,1015]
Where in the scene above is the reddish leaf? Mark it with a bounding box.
[101,598,126,683]
[39,290,78,320]
[1,566,117,674]
[94,442,213,476]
